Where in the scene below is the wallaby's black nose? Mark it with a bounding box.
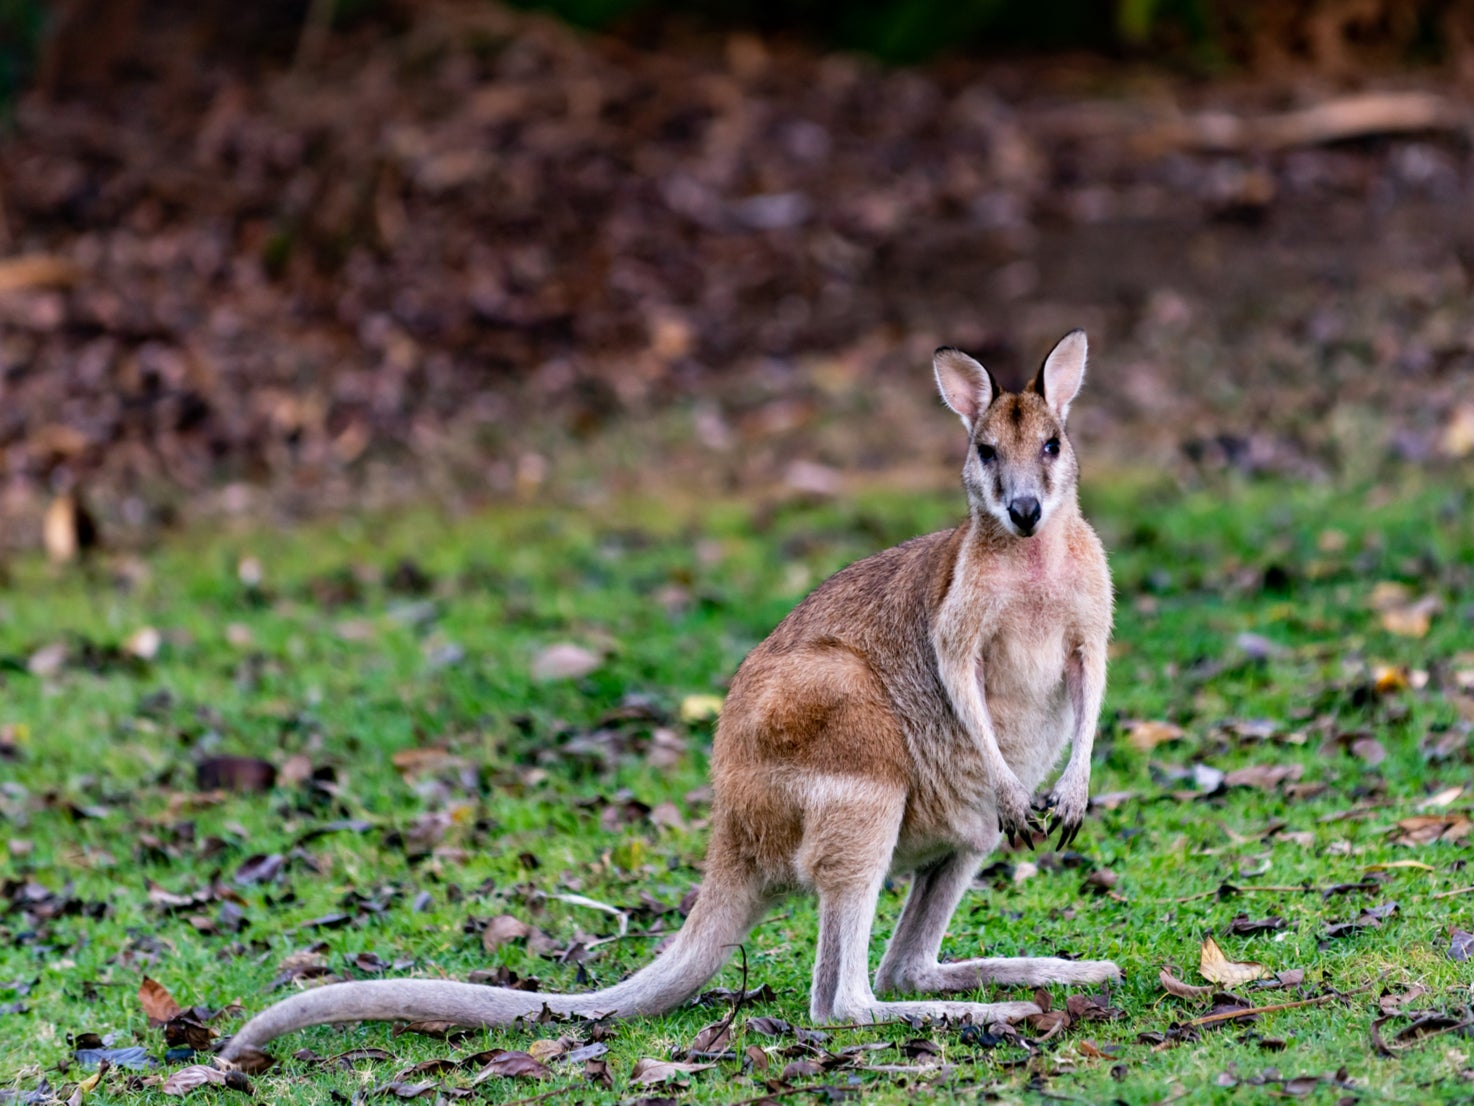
[1008,496,1042,533]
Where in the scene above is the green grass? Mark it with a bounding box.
[2,466,1473,1104]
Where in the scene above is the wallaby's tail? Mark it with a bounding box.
[219,869,768,1065]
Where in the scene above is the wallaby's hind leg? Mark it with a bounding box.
[874,849,1119,994]
[802,790,1040,1026]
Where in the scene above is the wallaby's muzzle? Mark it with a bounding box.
[1007,496,1041,535]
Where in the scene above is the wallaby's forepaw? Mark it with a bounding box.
[1036,776,1089,850]
[996,784,1045,850]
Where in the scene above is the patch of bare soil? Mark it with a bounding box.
[1,2,1472,547]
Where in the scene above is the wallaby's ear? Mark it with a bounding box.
[933,347,998,431]
[1029,330,1087,422]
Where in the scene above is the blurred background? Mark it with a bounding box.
[1,0,1472,549]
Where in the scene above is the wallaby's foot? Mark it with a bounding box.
[829,998,1041,1025]
[877,956,1121,994]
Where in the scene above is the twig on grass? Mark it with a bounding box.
[1187,983,1375,1028]
[1163,883,1316,904]
[1428,885,1474,900]
[1370,1011,1474,1056]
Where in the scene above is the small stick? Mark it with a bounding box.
[1187,983,1374,1027]
[1428,885,1474,900]
[582,930,669,950]
[1164,884,1315,904]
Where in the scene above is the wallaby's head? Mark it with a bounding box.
[933,330,1088,539]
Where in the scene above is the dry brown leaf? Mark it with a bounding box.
[1126,719,1185,753]
[138,976,184,1025]
[1379,595,1440,638]
[1390,814,1473,846]
[1199,935,1267,986]
[481,914,532,951]
[390,746,464,779]
[1159,966,1213,1000]
[471,1050,551,1080]
[161,1064,226,1096]
[629,1058,715,1085]
[1367,582,1413,611]
[1223,763,1303,790]
[1418,786,1464,810]
[524,1039,568,1063]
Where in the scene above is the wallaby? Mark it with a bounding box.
[220,330,1118,1067]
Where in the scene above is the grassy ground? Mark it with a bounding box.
[2,464,1472,1104]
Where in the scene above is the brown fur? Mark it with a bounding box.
[219,331,1117,1066]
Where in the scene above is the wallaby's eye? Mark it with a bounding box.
[977,443,996,463]
[1043,438,1061,457]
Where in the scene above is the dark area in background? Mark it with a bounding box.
[0,0,1472,549]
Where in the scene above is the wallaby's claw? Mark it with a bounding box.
[1054,815,1083,851]
[999,807,1047,850]
[1037,787,1087,851]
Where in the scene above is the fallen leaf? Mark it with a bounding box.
[1367,581,1413,611]
[628,1058,714,1086]
[233,854,285,886]
[1159,967,1213,999]
[1223,764,1303,791]
[1349,737,1386,766]
[679,694,724,723]
[138,977,184,1025]
[124,627,162,661]
[1126,719,1185,753]
[524,1039,568,1063]
[1450,929,1474,962]
[1418,787,1464,809]
[481,915,532,951]
[363,1081,439,1098]
[1380,601,1437,638]
[27,641,69,677]
[746,1016,792,1037]
[687,1021,731,1053]
[583,1058,613,1089]
[74,1046,156,1071]
[1390,814,1473,846]
[1225,915,1286,936]
[195,756,276,793]
[390,747,464,779]
[1199,936,1267,986]
[471,1050,550,1080]
[1378,984,1430,1014]
[161,1064,226,1096]
[530,643,601,682]
[779,1058,826,1079]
